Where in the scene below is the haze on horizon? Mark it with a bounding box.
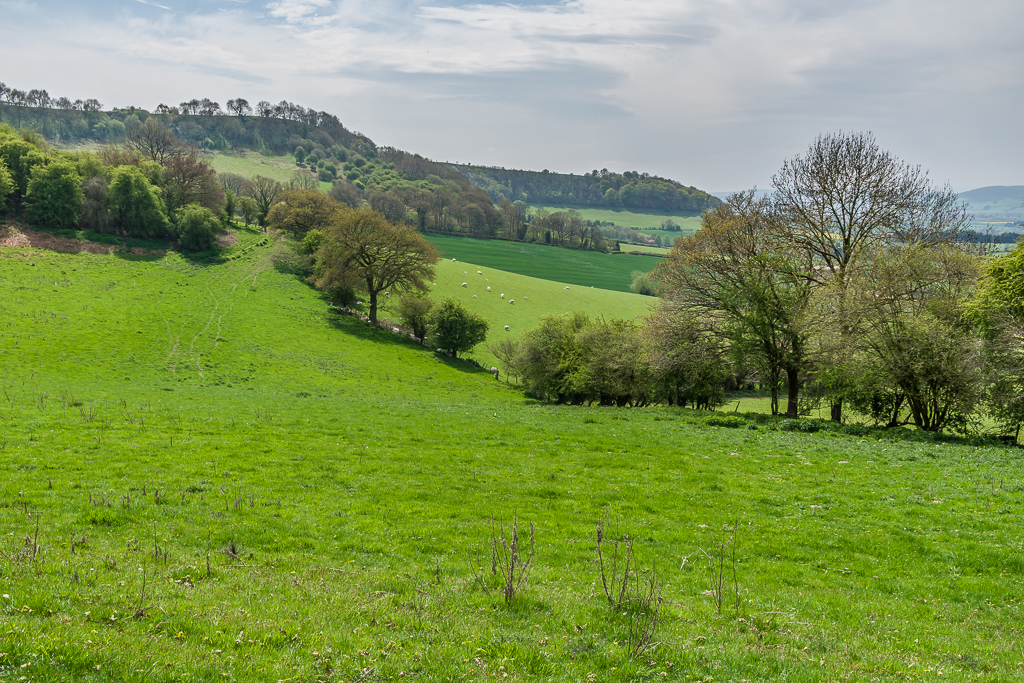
[1,0,1021,193]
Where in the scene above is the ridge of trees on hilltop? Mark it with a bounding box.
[453,164,721,213]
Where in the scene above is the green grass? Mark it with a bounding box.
[620,244,671,256]
[2,236,1024,681]
[205,151,332,191]
[423,234,661,293]
[528,204,703,233]
[418,258,653,368]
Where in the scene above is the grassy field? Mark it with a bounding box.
[528,205,703,233]
[3,233,1024,681]
[423,235,661,293]
[205,151,331,191]
[620,244,671,256]
[422,258,653,368]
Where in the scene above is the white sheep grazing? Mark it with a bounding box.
[509,299,514,305]
[392,326,400,333]
[564,286,570,290]
[464,271,467,274]
[487,286,491,292]
[523,296,527,300]
[504,325,510,331]
[500,293,504,299]
[472,294,477,298]
[452,258,456,262]
[490,366,498,374]
[461,282,467,287]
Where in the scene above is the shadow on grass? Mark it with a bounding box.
[326,311,491,377]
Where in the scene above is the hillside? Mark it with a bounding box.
[455,164,719,213]
[3,234,1024,680]
[960,185,1024,225]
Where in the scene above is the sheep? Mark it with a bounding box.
[500,293,504,299]
[509,299,514,305]
[392,326,400,333]
[487,286,491,292]
[523,296,527,300]
[564,286,570,290]
[504,325,510,331]
[472,294,477,298]
[477,270,482,275]
[452,258,456,262]
[490,366,499,376]
[461,282,467,287]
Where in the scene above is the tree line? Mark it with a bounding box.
[493,132,1024,440]
[455,165,720,213]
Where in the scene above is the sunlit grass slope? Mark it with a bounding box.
[1,236,1024,681]
[527,204,702,233]
[423,234,661,292]
[424,258,653,367]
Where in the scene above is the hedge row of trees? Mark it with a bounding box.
[0,120,226,250]
[455,165,720,213]
[266,188,491,357]
[495,133,1024,439]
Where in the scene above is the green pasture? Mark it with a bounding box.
[2,235,1024,681]
[423,234,661,293]
[620,244,671,256]
[422,258,653,368]
[528,204,702,233]
[205,151,330,190]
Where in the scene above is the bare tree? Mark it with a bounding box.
[772,131,974,420]
[124,118,182,165]
[242,175,283,227]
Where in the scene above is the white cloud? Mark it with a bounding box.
[0,0,1021,188]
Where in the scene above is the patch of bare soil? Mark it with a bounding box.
[216,229,237,248]
[0,222,166,256]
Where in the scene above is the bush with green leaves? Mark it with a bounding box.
[108,165,170,238]
[397,293,435,343]
[0,158,15,211]
[300,228,324,255]
[173,203,219,251]
[25,160,83,228]
[430,298,489,358]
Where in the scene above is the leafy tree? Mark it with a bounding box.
[173,204,219,251]
[429,298,489,358]
[655,191,812,416]
[266,189,343,238]
[0,158,13,210]
[630,270,656,296]
[0,134,46,206]
[238,197,259,228]
[314,207,439,323]
[108,165,170,238]
[25,161,82,228]
[294,146,307,164]
[643,301,729,410]
[300,229,324,255]
[79,175,112,232]
[222,189,237,227]
[397,292,435,342]
[163,147,223,212]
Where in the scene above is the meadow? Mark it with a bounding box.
[425,258,653,368]
[527,205,702,234]
[2,232,1024,682]
[422,235,661,293]
[205,151,331,191]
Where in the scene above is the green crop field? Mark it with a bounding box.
[2,232,1024,682]
[423,235,661,293]
[620,244,671,256]
[528,205,703,233]
[422,259,653,368]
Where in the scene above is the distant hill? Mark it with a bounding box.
[959,186,1024,225]
[959,186,1024,203]
[453,164,720,213]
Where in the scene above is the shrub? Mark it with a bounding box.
[108,165,170,238]
[706,414,747,428]
[173,204,219,251]
[26,161,83,228]
[430,299,489,358]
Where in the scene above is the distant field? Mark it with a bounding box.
[423,234,661,292]
[528,204,703,232]
[621,243,672,256]
[205,151,331,190]
[423,258,654,368]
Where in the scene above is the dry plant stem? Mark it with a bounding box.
[596,517,634,607]
[490,511,535,604]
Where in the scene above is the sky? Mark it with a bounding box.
[1,0,1021,192]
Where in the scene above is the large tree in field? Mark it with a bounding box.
[25,161,82,228]
[314,208,439,323]
[655,191,813,417]
[267,189,344,238]
[772,131,973,420]
[243,175,283,228]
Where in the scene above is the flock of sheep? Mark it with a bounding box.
[449,257,557,334]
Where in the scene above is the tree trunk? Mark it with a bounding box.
[785,367,800,418]
[368,290,378,324]
[830,400,843,423]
